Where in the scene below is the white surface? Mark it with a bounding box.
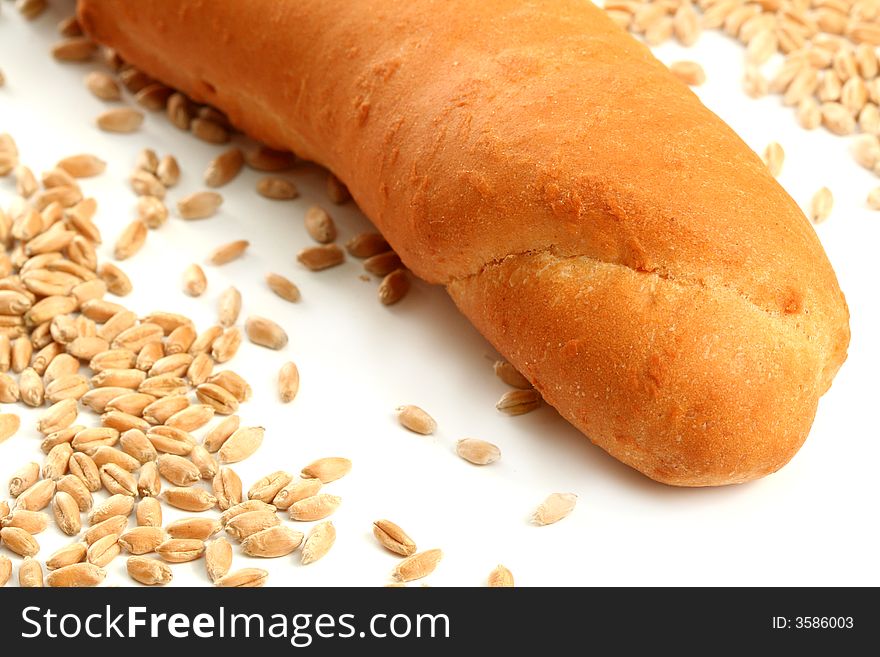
[0,5,878,588]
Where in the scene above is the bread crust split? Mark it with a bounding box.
[78,0,850,486]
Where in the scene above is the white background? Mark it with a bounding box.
[0,3,877,587]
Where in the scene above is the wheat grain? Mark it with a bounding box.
[217,425,263,463]
[670,60,706,85]
[496,389,542,415]
[363,250,402,277]
[205,148,244,187]
[206,240,249,266]
[205,538,233,582]
[52,37,97,62]
[15,479,56,511]
[345,232,389,258]
[18,558,43,587]
[142,394,188,425]
[373,520,417,557]
[9,462,40,497]
[191,118,228,144]
[92,446,141,472]
[100,463,139,496]
[392,549,442,582]
[85,71,121,100]
[56,475,93,512]
[196,382,240,414]
[289,494,341,521]
[456,438,502,465]
[0,526,40,556]
[87,533,121,567]
[114,220,147,260]
[166,517,221,541]
[156,155,180,187]
[183,263,208,297]
[488,564,514,587]
[146,425,197,455]
[57,153,106,178]
[135,461,161,500]
[217,286,241,328]
[242,526,304,558]
[297,244,345,271]
[301,521,336,565]
[160,486,217,514]
[157,454,202,487]
[304,206,337,243]
[137,497,163,527]
[248,471,293,504]
[396,405,436,435]
[127,556,173,585]
[301,457,351,483]
[257,177,299,200]
[0,412,20,443]
[378,269,410,305]
[137,195,168,228]
[810,186,834,223]
[177,191,223,219]
[43,442,74,479]
[2,509,49,534]
[156,538,206,563]
[278,361,300,403]
[224,510,281,541]
[533,492,577,526]
[493,360,531,389]
[272,477,321,511]
[821,102,856,134]
[0,555,10,586]
[244,316,288,350]
[265,273,300,302]
[97,107,144,133]
[212,467,243,511]
[46,562,105,587]
[762,141,785,177]
[167,92,193,130]
[215,568,268,587]
[69,452,101,492]
[46,542,88,570]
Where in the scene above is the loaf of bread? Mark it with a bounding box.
[78,0,850,486]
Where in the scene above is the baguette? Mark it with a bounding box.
[78,0,850,486]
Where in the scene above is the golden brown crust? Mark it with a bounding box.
[449,252,824,485]
[79,0,849,485]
